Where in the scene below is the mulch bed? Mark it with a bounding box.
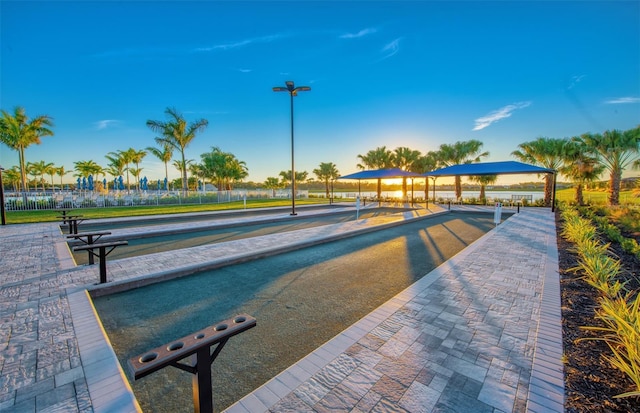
[557,211,640,412]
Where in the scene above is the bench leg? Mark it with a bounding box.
[99,247,107,283]
[192,346,214,413]
[87,235,95,265]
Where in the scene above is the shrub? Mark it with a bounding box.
[573,251,623,297]
[564,205,640,398]
[580,293,640,398]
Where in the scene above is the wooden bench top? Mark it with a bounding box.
[72,240,128,251]
[66,231,112,239]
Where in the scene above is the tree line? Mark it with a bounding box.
[1,106,638,206]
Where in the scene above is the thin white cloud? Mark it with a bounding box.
[340,28,377,39]
[473,102,531,131]
[604,97,640,104]
[94,120,120,130]
[380,38,401,60]
[238,68,252,73]
[567,74,586,90]
[195,34,286,52]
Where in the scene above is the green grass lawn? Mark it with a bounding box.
[3,198,332,224]
[4,189,637,225]
[555,188,639,206]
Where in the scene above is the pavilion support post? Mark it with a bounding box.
[424,178,428,209]
[551,172,557,212]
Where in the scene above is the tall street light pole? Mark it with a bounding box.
[273,80,311,216]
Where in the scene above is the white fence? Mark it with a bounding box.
[3,189,310,212]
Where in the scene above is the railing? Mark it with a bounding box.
[2,189,311,212]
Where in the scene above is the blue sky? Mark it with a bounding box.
[1,0,639,185]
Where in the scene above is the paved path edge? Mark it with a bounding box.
[67,289,142,412]
[525,214,565,412]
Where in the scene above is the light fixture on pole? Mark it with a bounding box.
[272,80,311,216]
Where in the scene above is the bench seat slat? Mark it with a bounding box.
[66,231,112,239]
[72,240,128,251]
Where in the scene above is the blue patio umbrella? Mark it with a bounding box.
[82,177,87,190]
[88,175,94,191]
[76,177,81,189]
[163,177,168,190]
[118,176,124,190]
[113,178,118,190]
[157,179,161,190]
[103,178,107,190]
[141,177,148,190]
[198,180,202,191]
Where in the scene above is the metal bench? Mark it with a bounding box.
[129,314,256,413]
[72,240,128,283]
[57,214,85,234]
[511,194,533,205]
[66,231,112,264]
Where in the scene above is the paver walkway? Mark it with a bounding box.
[227,207,564,413]
[0,205,564,412]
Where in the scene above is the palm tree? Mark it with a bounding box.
[279,170,308,188]
[25,161,39,191]
[46,164,58,192]
[561,139,605,205]
[413,151,440,202]
[73,160,103,192]
[574,127,640,205]
[357,146,394,199]
[147,107,209,194]
[146,140,173,192]
[129,148,147,191]
[225,158,248,190]
[3,166,21,191]
[172,159,194,190]
[438,140,489,200]
[313,162,340,197]
[263,177,282,197]
[0,107,54,196]
[392,147,421,200]
[105,153,127,191]
[56,166,70,191]
[113,148,138,192]
[129,167,143,190]
[74,160,103,179]
[469,175,498,203]
[189,163,205,190]
[200,147,249,191]
[28,160,53,192]
[512,137,566,207]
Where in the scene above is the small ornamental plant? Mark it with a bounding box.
[560,205,640,399]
